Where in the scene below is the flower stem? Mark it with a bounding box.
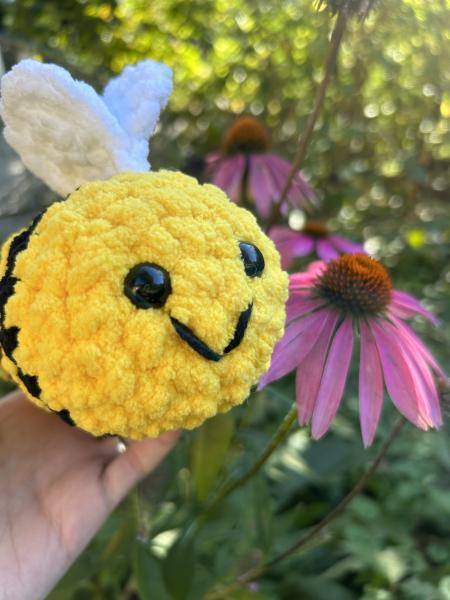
[198,403,298,524]
[239,156,251,210]
[204,416,405,600]
[280,9,348,200]
[265,9,348,234]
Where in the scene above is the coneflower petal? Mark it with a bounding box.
[359,321,384,447]
[270,228,315,257]
[263,155,289,200]
[249,155,273,217]
[389,314,446,379]
[405,349,442,428]
[296,310,340,425]
[265,154,316,205]
[329,235,365,255]
[311,317,354,439]
[289,262,326,290]
[268,226,298,244]
[265,155,303,208]
[263,154,294,196]
[269,227,315,269]
[390,290,439,326]
[389,317,442,427]
[204,152,222,166]
[259,310,329,388]
[371,320,432,429]
[212,155,246,201]
[291,234,315,256]
[316,239,339,261]
[286,297,326,324]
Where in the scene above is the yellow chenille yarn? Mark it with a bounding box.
[0,171,287,439]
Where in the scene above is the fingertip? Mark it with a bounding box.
[102,429,181,506]
[157,428,183,445]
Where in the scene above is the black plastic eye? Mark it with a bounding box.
[124,263,171,309]
[239,242,265,278]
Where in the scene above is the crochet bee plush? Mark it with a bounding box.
[0,59,287,439]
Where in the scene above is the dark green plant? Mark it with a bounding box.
[1,1,449,599]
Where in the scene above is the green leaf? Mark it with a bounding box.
[46,553,98,600]
[439,576,450,600]
[295,576,357,600]
[230,590,273,600]
[133,540,171,600]
[375,548,407,584]
[303,437,359,477]
[191,412,235,502]
[162,527,196,600]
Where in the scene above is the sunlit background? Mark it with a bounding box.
[0,1,449,598]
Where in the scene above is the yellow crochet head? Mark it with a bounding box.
[0,171,287,438]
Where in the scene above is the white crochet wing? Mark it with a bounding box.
[0,59,173,197]
[103,60,173,141]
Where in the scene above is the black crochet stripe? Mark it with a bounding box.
[0,212,45,397]
[0,325,19,360]
[0,212,45,328]
[0,210,78,425]
[17,368,42,398]
[56,409,76,427]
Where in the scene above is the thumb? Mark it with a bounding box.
[101,429,181,506]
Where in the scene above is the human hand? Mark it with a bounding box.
[0,391,179,600]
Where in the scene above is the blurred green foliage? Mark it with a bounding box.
[1,0,449,598]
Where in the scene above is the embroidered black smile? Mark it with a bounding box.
[170,303,253,362]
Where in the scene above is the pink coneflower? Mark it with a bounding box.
[270,222,364,269]
[260,254,445,447]
[205,116,316,218]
